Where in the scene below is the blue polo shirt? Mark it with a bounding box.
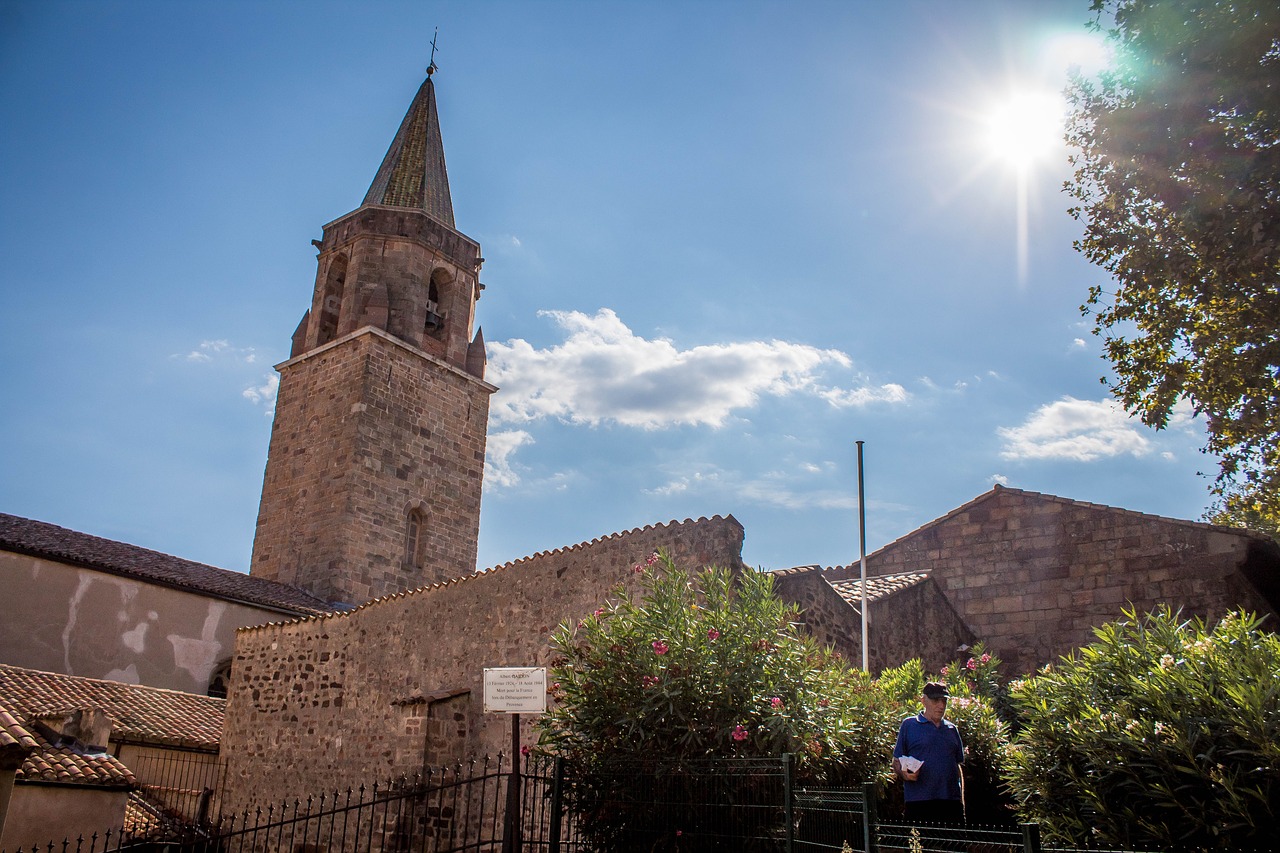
[893,712,964,802]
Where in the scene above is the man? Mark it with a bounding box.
[892,681,965,824]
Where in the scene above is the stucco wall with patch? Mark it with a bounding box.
[0,553,286,694]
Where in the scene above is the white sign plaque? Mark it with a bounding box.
[483,667,547,714]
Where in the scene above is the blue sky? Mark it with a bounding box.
[0,1,1212,575]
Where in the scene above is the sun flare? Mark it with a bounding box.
[984,90,1066,169]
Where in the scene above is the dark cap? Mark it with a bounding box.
[923,682,950,700]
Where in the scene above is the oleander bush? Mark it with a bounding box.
[538,553,899,851]
[1004,607,1280,850]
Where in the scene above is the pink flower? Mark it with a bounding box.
[646,552,660,565]
[980,653,991,664]
[940,665,950,676]
[652,640,669,656]
[676,830,683,837]
[594,608,605,617]
[520,745,530,756]
[770,697,783,710]
[731,725,749,742]
[633,564,644,574]
[642,675,659,688]
[966,658,977,670]
[707,629,721,641]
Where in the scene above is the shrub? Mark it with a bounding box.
[1004,607,1280,850]
[538,554,898,851]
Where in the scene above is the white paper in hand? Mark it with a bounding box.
[899,756,923,773]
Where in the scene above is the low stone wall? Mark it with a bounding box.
[218,515,745,814]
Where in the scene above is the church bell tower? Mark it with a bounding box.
[249,68,493,606]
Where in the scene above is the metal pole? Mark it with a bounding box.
[857,440,868,672]
[503,714,523,853]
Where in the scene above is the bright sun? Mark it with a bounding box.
[983,90,1066,169]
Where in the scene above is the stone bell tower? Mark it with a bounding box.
[249,68,493,606]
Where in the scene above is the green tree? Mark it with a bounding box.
[1004,607,1280,849]
[1066,0,1280,517]
[1204,491,1280,541]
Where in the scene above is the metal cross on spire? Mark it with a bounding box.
[427,28,440,77]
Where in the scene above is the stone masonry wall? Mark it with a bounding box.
[848,487,1274,677]
[771,569,974,674]
[219,516,745,815]
[250,328,492,604]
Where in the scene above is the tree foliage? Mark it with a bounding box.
[1066,0,1280,517]
[1004,607,1280,849]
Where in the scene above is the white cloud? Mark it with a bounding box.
[819,383,909,407]
[1070,338,1086,350]
[485,429,534,488]
[242,374,279,413]
[990,473,1009,485]
[487,308,899,429]
[181,340,258,364]
[998,397,1151,461]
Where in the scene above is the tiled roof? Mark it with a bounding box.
[1,701,37,751]
[0,664,223,751]
[0,513,332,616]
[828,573,931,606]
[364,74,454,227]
[17,725,135,788]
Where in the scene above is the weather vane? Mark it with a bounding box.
[427,27,440,77]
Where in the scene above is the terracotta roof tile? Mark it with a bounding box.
[0,701,37,751]
[0,513,331,616]
[17,726,135,788]
[0,664,223,751]
[829,573,931,606]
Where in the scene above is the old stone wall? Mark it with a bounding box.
[770,568,860,662]
[770,569,974,674]
[220,516,745,814]
[867,583,974,674]
[250,328,493,604]
[849,488,1275,676]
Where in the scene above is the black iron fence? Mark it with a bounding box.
[0,755,1194,853]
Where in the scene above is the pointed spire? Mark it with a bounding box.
[364,73,455,228]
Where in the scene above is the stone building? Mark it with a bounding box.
[3,61,1280,831]
[248,69,492,607]
[218,516,745,813]
[775,486,1280,677]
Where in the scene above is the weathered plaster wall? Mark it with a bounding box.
[219,516,745,813]
[0,785,126,851]
[0,553,287,694]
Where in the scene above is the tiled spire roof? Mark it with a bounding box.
[363,74,455,227]
[0,513,332,616]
